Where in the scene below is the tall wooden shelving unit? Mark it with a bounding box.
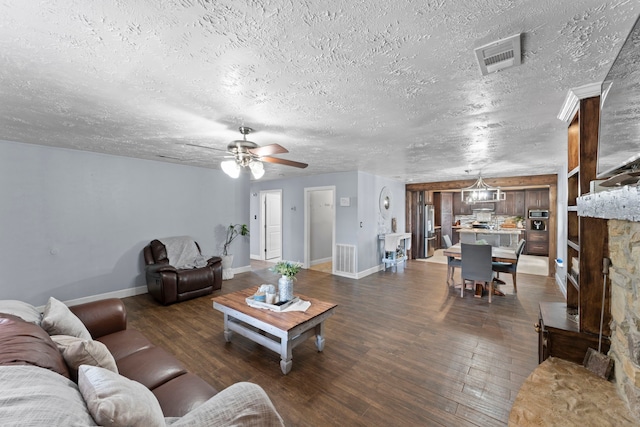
[565,95,610,336]
[538,86,610,364]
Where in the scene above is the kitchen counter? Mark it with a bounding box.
[457,228,523,234]
[456,228,522,247]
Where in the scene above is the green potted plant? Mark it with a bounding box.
[221,224,249,280]
[270,260,302,279]
[270,260,302,302]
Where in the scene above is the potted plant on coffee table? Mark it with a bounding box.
[270,260,302,302]
[221,223,249,280]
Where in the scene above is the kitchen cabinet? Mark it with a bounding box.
[524,189,549,255]
[495,191,525,216]
[526,189,549,210]
[452,194,472,215]
[526,230,548,255]
[453,195,495,215]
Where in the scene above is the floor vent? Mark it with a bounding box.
[335,244,356,276]
[474,33,522,76]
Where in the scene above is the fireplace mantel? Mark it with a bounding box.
[577,185,640,221]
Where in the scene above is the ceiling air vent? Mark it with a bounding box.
[474,33,521,76]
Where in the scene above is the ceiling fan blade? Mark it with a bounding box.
[185,143,228,153]
[261,156,308,169]
[248,143,288,156]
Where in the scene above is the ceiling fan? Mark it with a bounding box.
[188,126,308,179]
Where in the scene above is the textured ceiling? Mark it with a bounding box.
[0,1,637,182]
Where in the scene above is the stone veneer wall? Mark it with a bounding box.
[609,219,640,420]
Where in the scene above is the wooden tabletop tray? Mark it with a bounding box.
[245,295,300,312]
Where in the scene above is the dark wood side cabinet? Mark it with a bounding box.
[526,230,549,256]
[537,302,608,364]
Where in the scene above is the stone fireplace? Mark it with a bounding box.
[578,186,640,419]
[609,219,640,419]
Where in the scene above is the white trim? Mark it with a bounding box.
[260,189,283,261]
[311,257,332,266]
[557,82,601,122]
[233,265,253,275]
[250,254,262,260]
[304,186,336,271]
[556,272,567,298]
[37,285,149,310]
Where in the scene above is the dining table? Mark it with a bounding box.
[442,243,518,298]
[442,243,517,263]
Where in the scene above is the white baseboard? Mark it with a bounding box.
[555,272,567,298]
[332,264,383,280]
[36,285,149,311]
[356,264,384,279]
[229,265,252,276]
[250,254,262,260]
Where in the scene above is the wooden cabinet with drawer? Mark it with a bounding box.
[526,230,548,255]
[537,302,608,364]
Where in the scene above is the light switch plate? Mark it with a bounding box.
[340,197,350,207]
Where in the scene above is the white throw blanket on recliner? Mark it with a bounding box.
[159,236,208,269]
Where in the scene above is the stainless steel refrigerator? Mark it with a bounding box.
[424,204,436,257]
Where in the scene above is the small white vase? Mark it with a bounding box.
[221,254,234,280]
[278,276,294,302]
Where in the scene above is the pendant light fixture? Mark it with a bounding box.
[461,172,505,203]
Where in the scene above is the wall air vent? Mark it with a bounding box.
[474,33,522,76]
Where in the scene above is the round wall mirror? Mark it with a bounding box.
[379,187,392,219]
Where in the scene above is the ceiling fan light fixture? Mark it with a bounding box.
[249,160,265,179]
[221,159,241,178]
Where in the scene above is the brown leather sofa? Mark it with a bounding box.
[144,239,222,305]
[69,298,217,416]
[0,297,285,425]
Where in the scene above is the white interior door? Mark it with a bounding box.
[262,190,282,260]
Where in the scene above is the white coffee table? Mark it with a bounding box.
[212,287,337,374]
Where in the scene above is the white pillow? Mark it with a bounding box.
[41,297,92,340]
[78,365,165,427]
[168,382,284,427]
[0,365,96,426]
[0,300,42,324]
[50,335,118,381]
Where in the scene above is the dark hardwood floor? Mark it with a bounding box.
[122,260,564,426]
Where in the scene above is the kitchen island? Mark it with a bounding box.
[457,228,523,247]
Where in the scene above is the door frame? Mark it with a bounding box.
[259,189,282,261]
[303,186,336,271]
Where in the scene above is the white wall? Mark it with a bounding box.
[356,172,406,272]
[250,172,359,264]
[0,140,249,305]
[249,171,406,277]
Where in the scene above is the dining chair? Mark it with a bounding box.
[492,239,526,294]
[461,243,495,302]
[443,235,461,288]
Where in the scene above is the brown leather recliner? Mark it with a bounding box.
[144,239,222,305]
